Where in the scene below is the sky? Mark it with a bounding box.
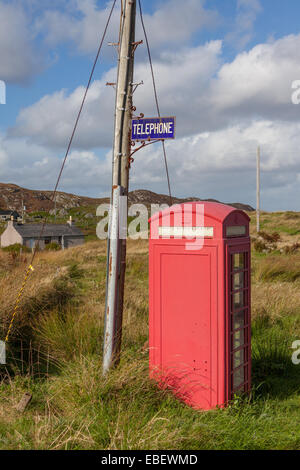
[1,0,300,210]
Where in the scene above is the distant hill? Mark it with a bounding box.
[0,183,254,213]
[0,183,103,213]
[128,189,255,212]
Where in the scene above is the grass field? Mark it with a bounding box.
[0,211,300,450]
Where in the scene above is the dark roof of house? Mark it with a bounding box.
[0,210,20,216]
[13,223,83,238]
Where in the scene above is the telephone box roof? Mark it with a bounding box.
[149,201,250,224]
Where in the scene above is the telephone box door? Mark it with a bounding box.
[150,243,219,410]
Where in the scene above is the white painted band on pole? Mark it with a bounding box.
[0,341,6,365]
[103,186,121,374]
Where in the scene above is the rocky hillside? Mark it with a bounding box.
[0,183,103,213]
[0,183,254,213]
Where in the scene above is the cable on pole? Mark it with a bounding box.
[138,0,173,207]
[3,0,117,343]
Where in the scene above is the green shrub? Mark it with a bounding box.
[29,211,47,218]
[283,243,300,255]
[258,231,281,243]
[44,242,61,251]
[2,243,31,253]
[68,262,84,279]
[284,211,300,220]
[254,240,267,253]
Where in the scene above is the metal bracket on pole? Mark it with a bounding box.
[132,111,144,119]
[130,138,165,158]
[131,80,144,94]
[131,40,143,56]
[108,42,120,56]
[106,82,117,90]
[128,138,165,168]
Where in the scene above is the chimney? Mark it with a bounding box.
[8,216,14,228]
[67,216,73,227]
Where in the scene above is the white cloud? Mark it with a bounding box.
[35,0,219,55]
[2,117,300,211]
[34,0,120,55]
[227,0,262,49]
[9,78,116,148]
[3,4,300,210]
[0,1,41,83]
[10,40,223,147]
[11,32,300,149]
[129,120,300,210]
[136,0,219,50]
[211,33,300,118]
[0,134,112,195]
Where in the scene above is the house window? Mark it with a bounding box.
[45,238,51,245]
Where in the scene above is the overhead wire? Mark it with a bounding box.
[29,0,117,268]
[3,0,117,343]
[138,0,173,206]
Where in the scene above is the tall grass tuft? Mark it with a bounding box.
[251,311,295,384]
[254,254,300,282]
[0,263,83,375]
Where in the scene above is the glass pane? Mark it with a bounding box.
[232,253,244,271]
[233,272,244,291]
[233,367,244,389]
[232,329,244,350]
[226,226,246,237]
[232,310,244,330]
[233,291,244,310]
[233,349,244,369]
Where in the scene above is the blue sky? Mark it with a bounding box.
[1,0,300,210]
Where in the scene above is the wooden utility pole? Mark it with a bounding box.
[103,0,136,374]
[256,146,260,233]
[54,194,57,221]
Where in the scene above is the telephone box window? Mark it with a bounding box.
[232,253,245,270]
[233,291,244,310]
[232,349,245,369]
[233,367,245,389]
[232,329,244,350]
[226,226,246,237]
[232,310,245,331]
[233,272,244,290]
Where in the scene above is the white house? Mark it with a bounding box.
[1,217,84,250]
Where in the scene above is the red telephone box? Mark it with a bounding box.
[149,201,251,410]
